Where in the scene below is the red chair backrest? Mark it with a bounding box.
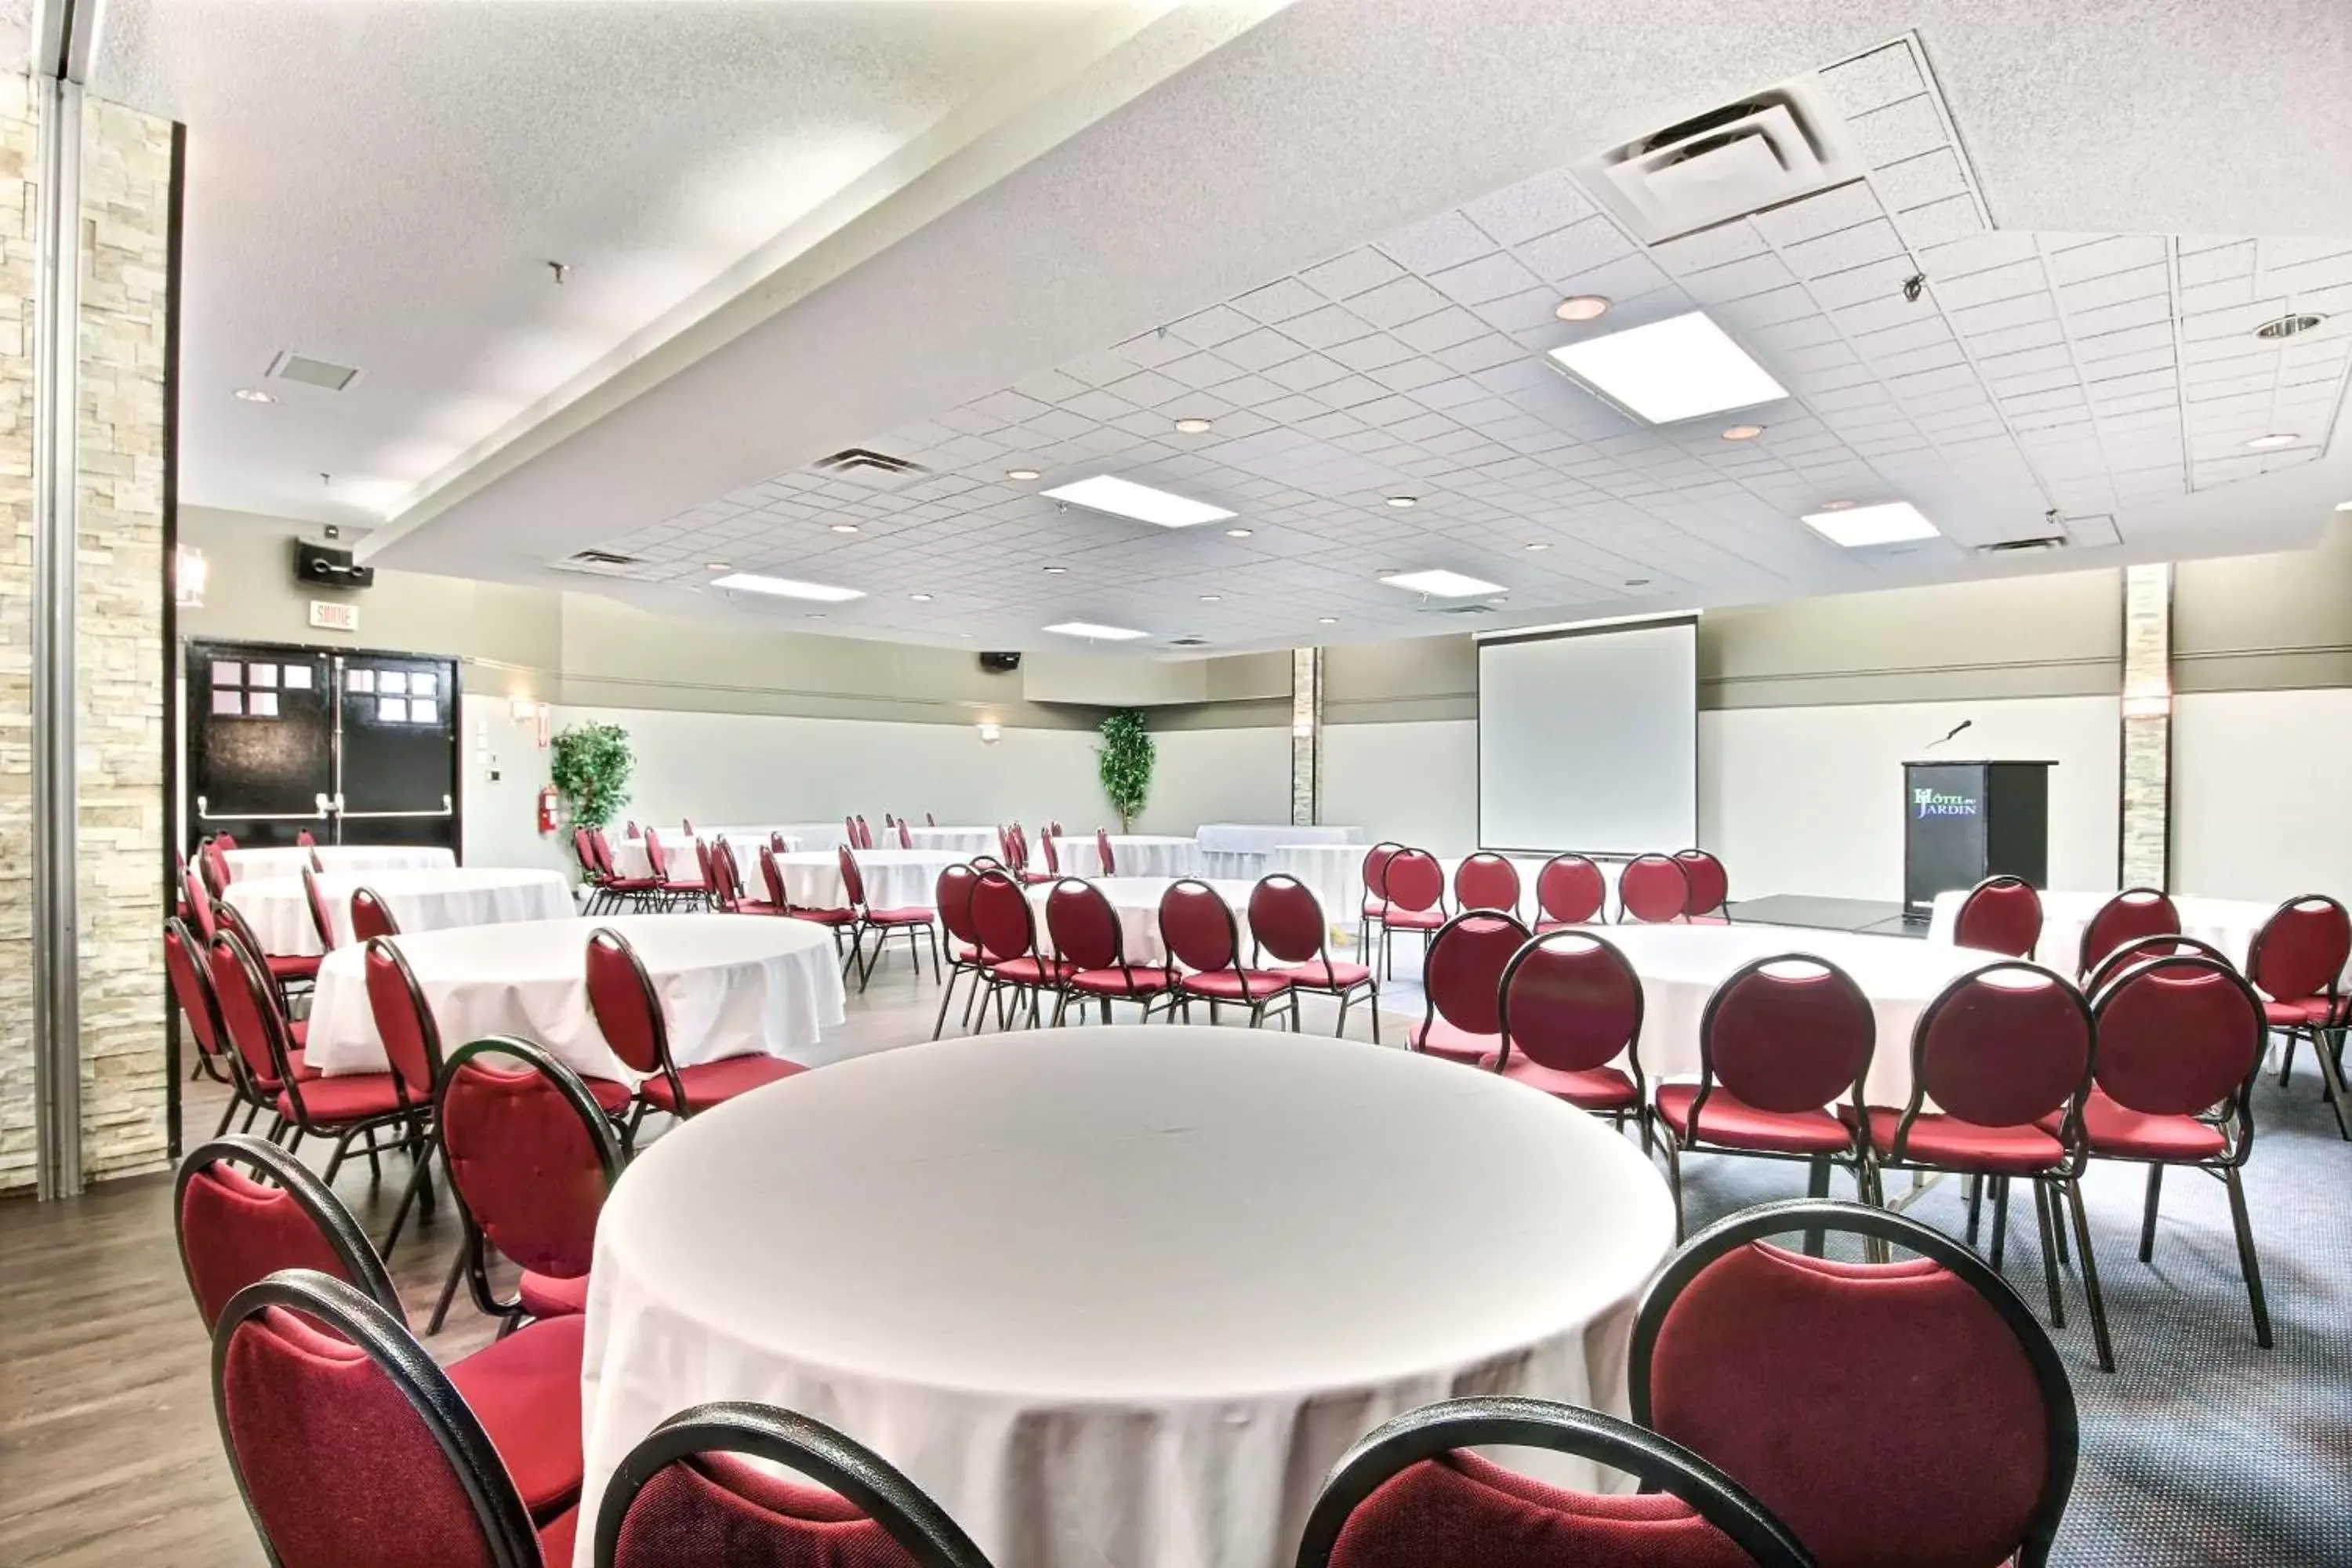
[1618,855,1690,924]
[2092,954,2265,1117]
[572,827,597,878]
[1534,854,1606,925]
[856,815,874,850]
[2247,894,2351,1003]
[626,819,639,837]
[1907,962,2091,1134]
[1046,880,1125,971]
[175,1137,396,1332]
[1040,831,1060,874]
[846,815,859,848]
[2076,887,2178,977]
[165,917,228,1067]
[299,866,339,950]
[1953,876,2042,959]
[436,1038,617,1283]
[1497,929,1642,1074]
[296,829,316,848]
[1453,852,1521,914]
[589,829,618,877]
[643,827,670,879]
[896,819,913,848]
[182,861,219,941]
[969,870,1036,963]
[202,837,233,893]
[206,931,296,1092]
[692,837,715,893]
[1424,910,1533,1037]
[837,844,869,910]
[1673,849,1730,918]
[1158,880,1243,975]
[1247,876,1330,967]
[935,864,983,949]
[682,818,695,835]
[1700,956,1874,1114]
[769,831,788,857]
[760,845,793,913]
[215,833,239,852]
[1382,849,1443,915]
[585,927,670,1076]
[1095,828,1116,877]
[361,938,441,1108]
[1360,843,1400,908]
[927,812,937,826]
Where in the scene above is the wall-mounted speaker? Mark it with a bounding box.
[978,651,1022,674]
[294,540,376,590]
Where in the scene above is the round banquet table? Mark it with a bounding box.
[1025,876,1258,964]
[777,848,963,912]
[222,867,575,956]
[896,825,997,855]
[575,1028,1675,1568]
[1045,832,1201,880]
[1600,924,1998,1107]
[219,843,454,882]
[1924,887,2293,975]
[301,913,846,1080]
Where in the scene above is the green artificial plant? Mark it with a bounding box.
[549,720,634,829]
[1097,707,1156,833]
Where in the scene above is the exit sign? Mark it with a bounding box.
[308,600,359,633]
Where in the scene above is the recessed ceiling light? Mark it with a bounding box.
[1041,564,1068,574]
[1006,468,1041,481]
[1818,499,1857,511]
[1547,310,1788,424]
[710,572,866,602]
[909,593,934,602]
[1199,593,1221,602]
[829,523,861,534]
[1172,417,1214,434]
[704,561,730,572]
[1044,621,1149,641]
[2245,433,2299,450]
[804,613,827,619]
[1043,474,1235,528]
[1800,501,1941,548]
[233,388,275,403]
[1721,423,1765,441]
[1224,527,1254,538]
[2336,499,2352,513]
[1380,568,1506,597]
[1318,616,1338,624]
[1555,295,1611,322]
[1523,542,1550,551]
[2253,314,2324,340]
[1384,495,1418,509]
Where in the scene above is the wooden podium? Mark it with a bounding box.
[1902,760,2054,919]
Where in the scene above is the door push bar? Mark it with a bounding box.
[337,793,455,821]
[195,793,332,822]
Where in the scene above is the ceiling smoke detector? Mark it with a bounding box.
[1572,74,1866,243]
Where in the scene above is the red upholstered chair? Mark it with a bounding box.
[2075,887,2179,978]
[1376,848,1446,978]
[1952,874,2042,959]
[1094,826,1118,877]
[349,885,399,943]
[856,815,875,850]
[846,815,861,849]
[201,835,234,895]
[931,863,995,1039]
[1860,960,2111,1371]
[693,837,717,900]
[1160,879,1298,1027]
[1297,1396,1815,1568]
[1654,956,1874,1243]
[299,866,341,953]
[763,844,861,958]
[641,828,703,909]
[362,938,457,1257]
[593,827,662,912]
[296,829,317,849]
[1035,829,1062,881]
[968,867,1073,1029]
[1249,874,1378,1040]
[1047,878,1177,1025]
[769,831,789,856]
[179,855,214,938]
[896,818,914,848]
[2082,954,2272,1345]
[1452,851,1523,917]
[837,844,940,990]
[1488,929,1646,1141]
[209,930,419,1186]
[595,1403,996,1568]
[1356,841,1402,954]
[583,927,806,1139]
[2250,893,2351,1139]
[1632,1200,2078,1568]
[426,1035,626,1339]
[1617,854,1690,924]
[1534,853,1606,931]
[1674,848,1731,922]
[1409,909,1531,1065]
[682,818,696,836]
[926,811,937,826]
[174,1137,586,1525]
[627,819,640,837]
[217,896,321,1003]
[168,917,253,1127]
[209,1270,580,1566]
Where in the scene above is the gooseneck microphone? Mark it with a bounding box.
[1925,719,1973,750]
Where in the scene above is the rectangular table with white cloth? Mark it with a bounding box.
[220,844,455,881]
[1923,888,2296,975]
[1196,822,1361,879]
[222,867,575,956]
[1044,833,1201,880]
[302,913,848,1079]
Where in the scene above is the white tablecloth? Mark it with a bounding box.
[1196,822,1362,858]
[577,1028,1674,1568]
[609,832,804,888]
[898,826,996,855]
[1027,877,1260,965]
[219,844,455,882]
[1925,887,2288,974]
[1046,833,1201,880]
[223,868,575,956]
[777,848,962,913]
[303,913,846,1080]
[1598,924,1994,1108]
[701,822,851,852]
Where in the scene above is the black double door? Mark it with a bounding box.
[185,638,462,856]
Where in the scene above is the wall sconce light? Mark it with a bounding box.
[174,543,208,608]
[976,720,1002,746]
[510,695,539,722]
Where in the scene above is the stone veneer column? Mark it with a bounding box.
[1290,646,1321,826]
[2118,563,2172,890]
[0,69,41,1189]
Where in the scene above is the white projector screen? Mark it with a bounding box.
[1478,619,1699,855]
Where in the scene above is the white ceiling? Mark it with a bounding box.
[110,0,2352,654]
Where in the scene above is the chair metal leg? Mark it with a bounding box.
[382,1142,438,1258]
[2220,1164,2273,1348]
[1989,1174,2010,1272]
[2139,1164,2164,1261]
[213,1096,240,1138]
[1662,1136,1686,1243]
[426,1246,466,1336]
[1965,1172,1984,1247]
[2063,1177,2115,1373]
[1803,1156,1831,1256]
[2278,1028,2299,1086]
[2313,1025,2352,1140]
[2031,1178,2067,1330]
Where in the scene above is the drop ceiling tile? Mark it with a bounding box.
[1652,220,1770,274]
[1435,333,1531,376]
[1809,259,1919,310]
[1232,276,1330,325]
[1716,285,1824,331]
[1101,368,1189,408]
[1897,195,1984,249]
[1377,209,1499,274]
[2074,321,2179,363]
[1460,169,1599,248]
[2177,240,2256,286]
[1428,249,1545,307]
[1298,247,1409,301]
[1682,251,1802,305]
[1349,274,1454,329]
[2068,293,2173,336]
[1874,147,1971,212]
[1513,217,1639,284]
[1751,182,1883,249]
[1364,357,1459,394]
[1391,306,1493,354]
[1846,93,1948,167]
[2058,263,2171,314]
[1152,352,1246,391]
[1554,252,1677,304]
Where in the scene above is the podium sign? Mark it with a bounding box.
[1902,760,2053,917]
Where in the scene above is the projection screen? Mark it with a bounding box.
[1477,617,1698,855]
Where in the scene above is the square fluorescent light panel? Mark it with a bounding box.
[1800,502,1940,547]
[1380,569,1505,597]
[1547,310,1788,423]
[1044,621,1149,641]
[710,573,866,602]
[1041,475,1235,528]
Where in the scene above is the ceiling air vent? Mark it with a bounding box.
[550,548,649,577]
[1978,536,2067,555]
[1167,636,1210,648]
[812,448,929,492]
[267,350,362,392]
[1573,75,1865,243]
[1432,604,1499,616]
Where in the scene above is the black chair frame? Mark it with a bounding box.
[2083,932,2235,998]
[2256,893,2351,1140]
[175,1134,404,1320]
